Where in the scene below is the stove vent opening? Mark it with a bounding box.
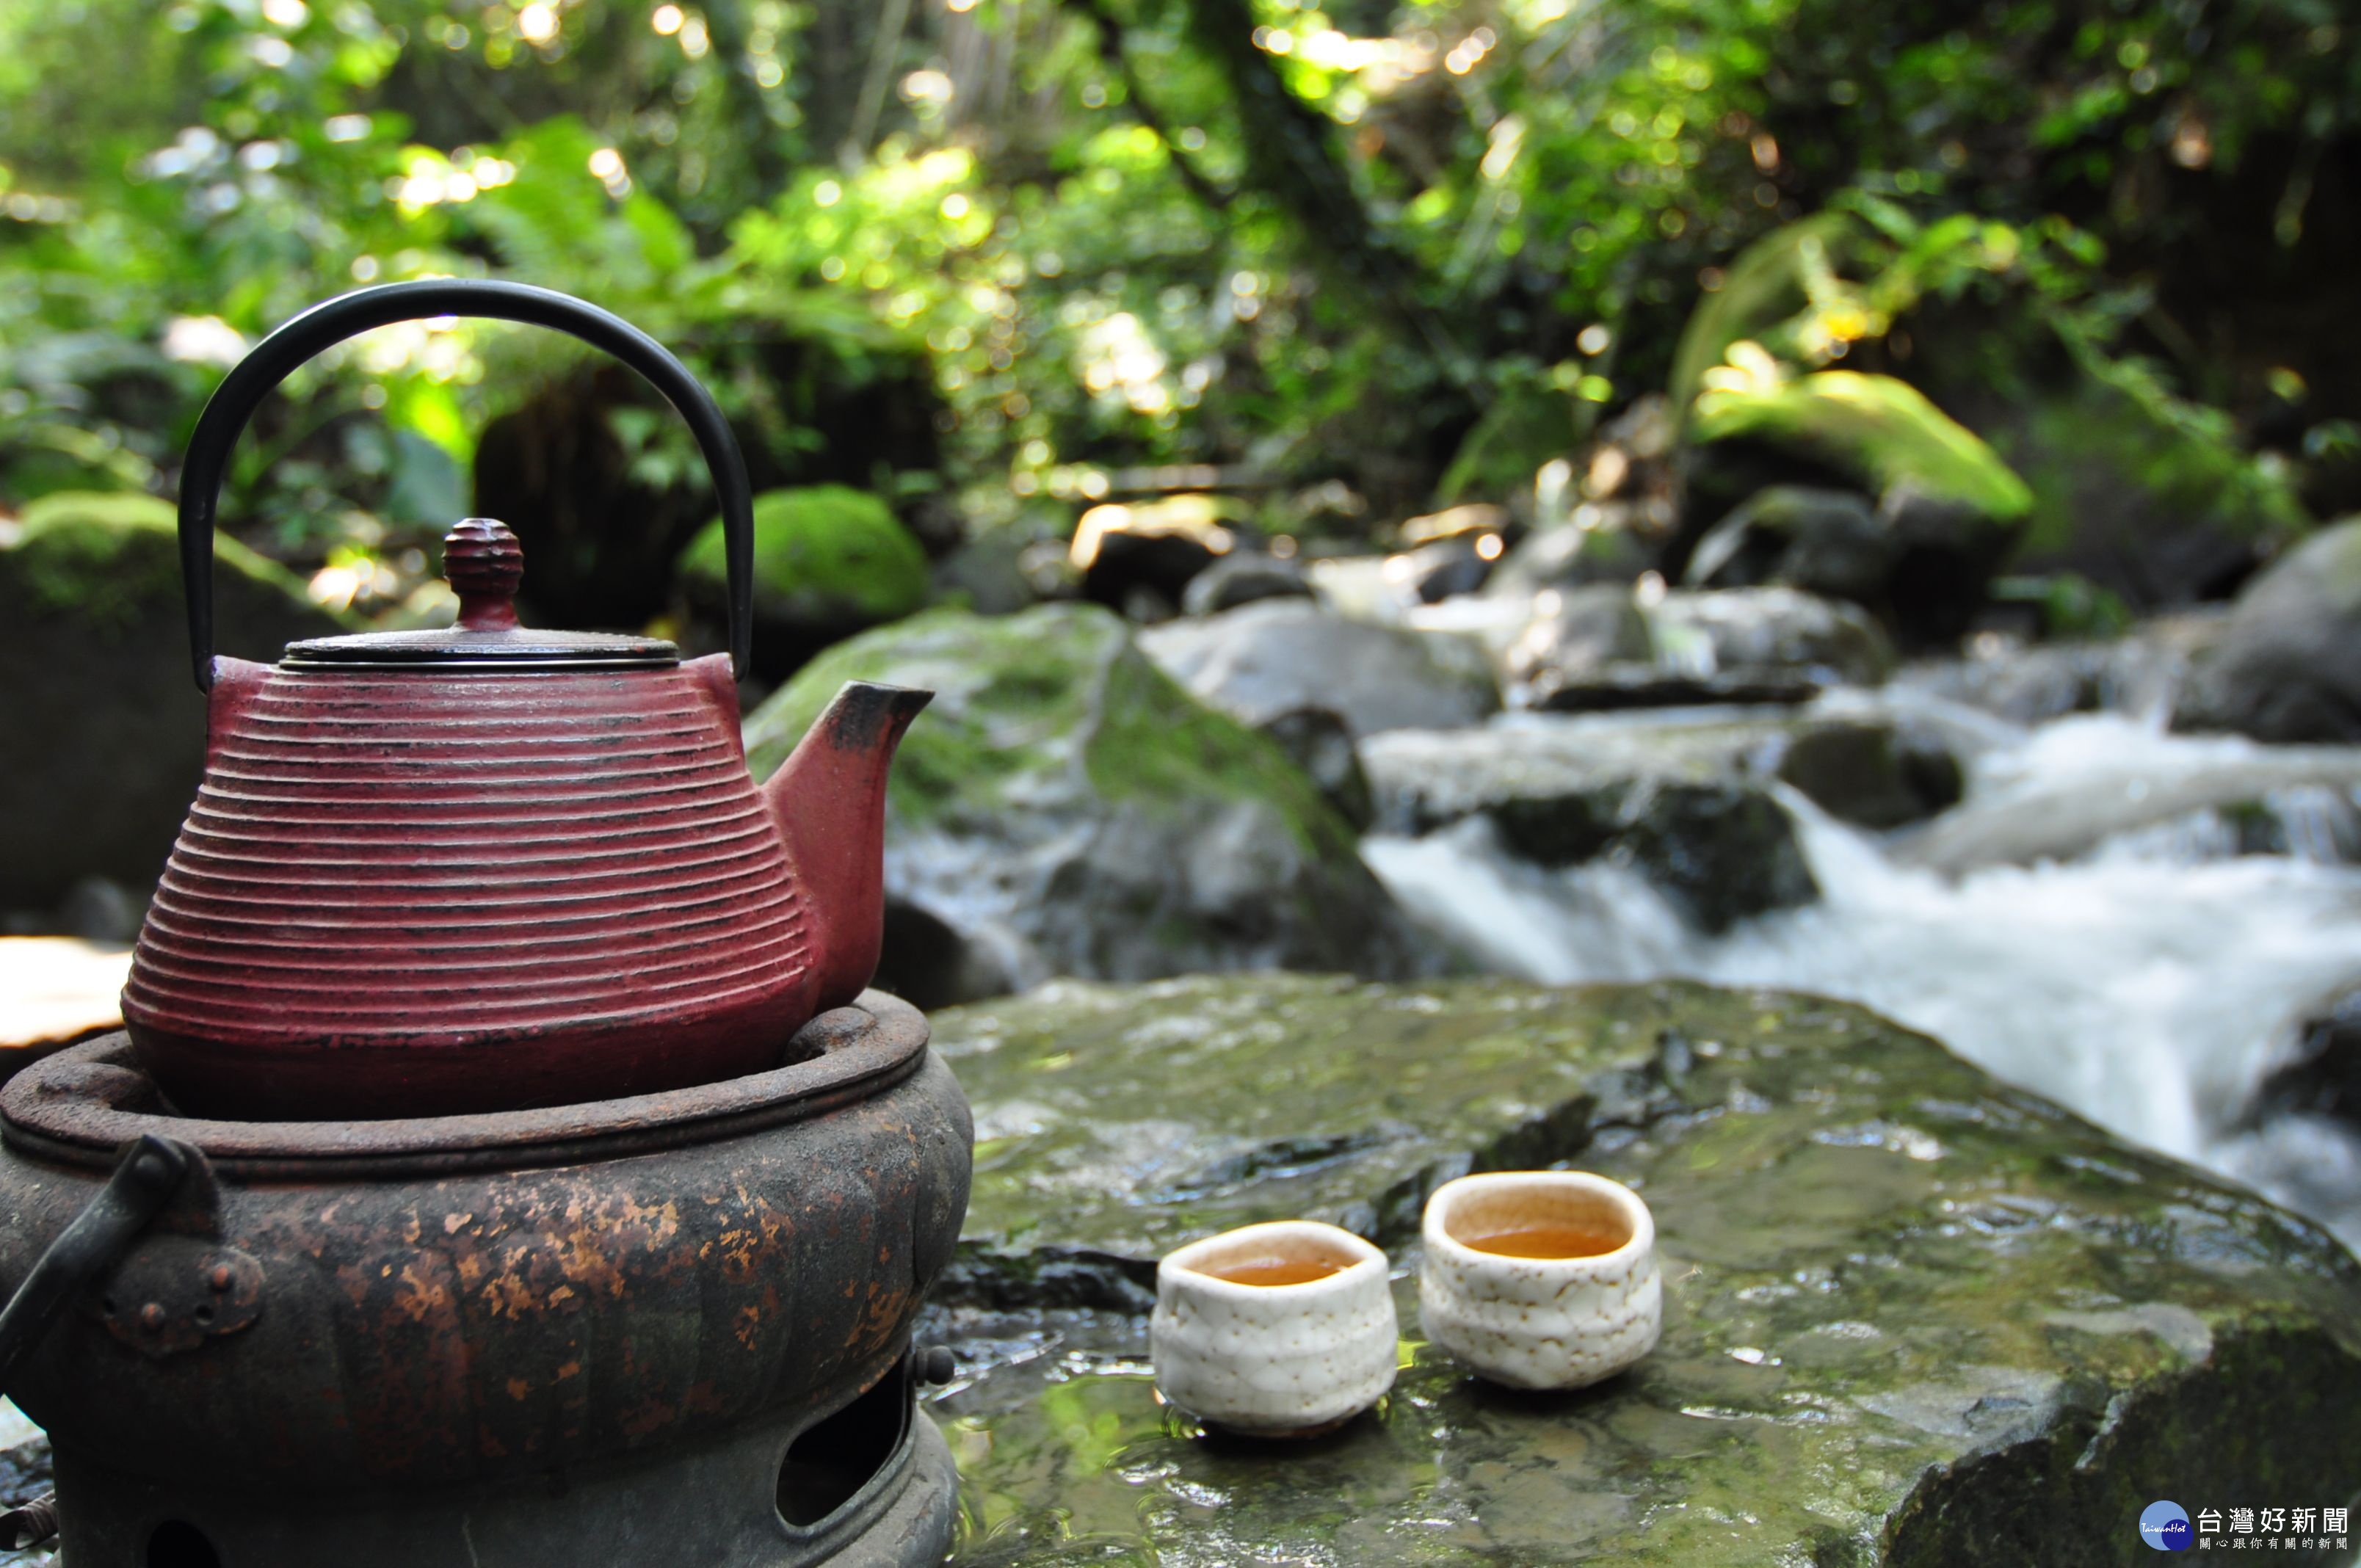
[147,1519,221,1568]
[775,1368,908,1526]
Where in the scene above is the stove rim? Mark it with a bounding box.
[0,990,929,1180]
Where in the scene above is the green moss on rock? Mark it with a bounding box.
[750,603,1352,861]
[1084,636,1360,865]
[748,603,1120,829]
[0,493,358,907]
[743,605,1438,991]
[1692,371,2034,523]
[678,483,928,623]
[927,975,2361,1566]
[11,490,320,636]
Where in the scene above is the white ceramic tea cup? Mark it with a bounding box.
[1150,1219,1399,1437]
[1419,1171,1661,1391]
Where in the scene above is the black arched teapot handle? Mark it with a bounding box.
[175,279,755,690]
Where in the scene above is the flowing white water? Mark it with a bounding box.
[1364,704,2361,1247]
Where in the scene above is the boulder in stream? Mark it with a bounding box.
[2174,517,2361,744]
[1683,483,1895,603]
[0,492,356,912]
[1773,716,1963,827]
[1179,549,1313,615]
[1255,705,1376,832]
[2252,985,2361,1132]
[1071,495,1243,620]
[1360,713,1888,930]
[1486,512,1653,598]
[1655,585,1895,686]
[1393,535,1498,603]
[741,604,1442,1005]
[1506,585,1893,713]
[1678,369,2032,644]
[675,484,930,682]
[1896,739,2361,876]
[1139,598,1501,737]
[926,975,2361,1566]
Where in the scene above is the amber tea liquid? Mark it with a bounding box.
[1205,1257,1345,1287]
[1456,1222,1624,1260]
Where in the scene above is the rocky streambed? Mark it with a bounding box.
[1360,690,2361,1250]
[737,561,2361,1256]
[921,975,2361,1565]
[9,487,2361,1560]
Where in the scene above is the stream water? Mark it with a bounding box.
[1363,685,2361,1249]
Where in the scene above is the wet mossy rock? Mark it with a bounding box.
[1359,711,1893,933]
[741,604,1441,1001]
[2173,517,2361,744]
[1683,484,1895,603]
[678,484,929,679]
[0,493,356,911]
[926,976,2361,1566]
[1689,370,2034,527]
[1683,374,2034,645]
[1139,599,1502,738]
[1504,585,1893,714]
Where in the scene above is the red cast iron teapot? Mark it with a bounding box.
[120,280,929,1120]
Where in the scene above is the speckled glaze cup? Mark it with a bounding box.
[1150,1221,1399,1437]
[1419,1172,1661,1391]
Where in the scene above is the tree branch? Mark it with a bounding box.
[843,0,917,167]
[1176,0,1469,382]
[1064,0,1236,217]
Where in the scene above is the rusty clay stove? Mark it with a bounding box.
[0,999,971,1565]
[0,282,975,1567]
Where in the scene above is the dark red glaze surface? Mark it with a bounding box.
[123,655,823,1119]
[442,515,523,629]
[122,518,928,1120]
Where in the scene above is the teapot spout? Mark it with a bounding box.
[761,681,932,1012]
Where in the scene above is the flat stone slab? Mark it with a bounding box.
[924,976,2361,1565]
[0,937,128,1056]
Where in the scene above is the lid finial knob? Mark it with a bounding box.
[444,518,523,632]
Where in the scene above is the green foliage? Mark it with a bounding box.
[1670,200,2308,561]
[677,484,929,621]
[1990,573,2136,639]
[1996,369,2311,559]
[1668,213,1869,427]
[1,0,2349,623]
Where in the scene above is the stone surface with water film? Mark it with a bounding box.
[924,974,2361,1566]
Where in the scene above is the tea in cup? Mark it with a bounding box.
[1419,1171,1661,1390]
[1150,1220,1398,1437]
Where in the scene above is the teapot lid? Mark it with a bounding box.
[281,518,678,671]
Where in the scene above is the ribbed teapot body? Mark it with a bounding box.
[122,657,815,1119]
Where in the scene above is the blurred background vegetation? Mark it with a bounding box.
[1,0,2356,656]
